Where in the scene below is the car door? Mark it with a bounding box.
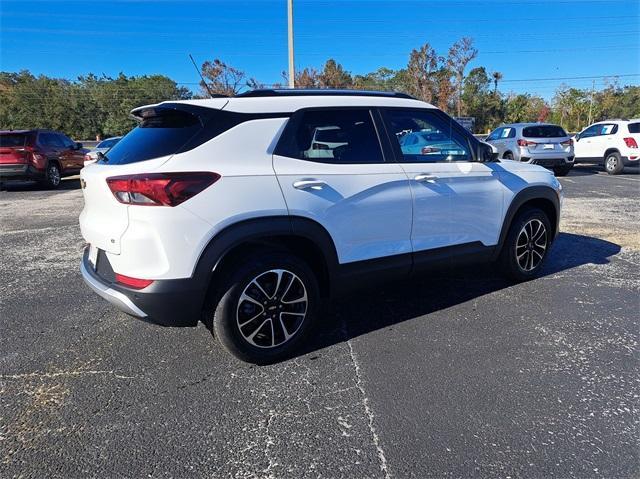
[486,127,505,156]
[596,123,619,158]
[58,134,83,171]
[574,124,602,161]
[38,132,64,167]
[273,108,413,268]
[381,107,504,257]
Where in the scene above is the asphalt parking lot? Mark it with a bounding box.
[1,165,638,478]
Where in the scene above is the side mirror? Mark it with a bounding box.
[479,141,499,162]
[574,134,580,142]
[96,151,105,161]
[75,142,83,150]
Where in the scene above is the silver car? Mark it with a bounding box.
[83,136,122,166]
[485,123,574,176]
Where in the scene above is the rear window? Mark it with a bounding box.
[522,125,567,138]
[628,123,640,134]
[103,109,203,165]
[0,133,28,147]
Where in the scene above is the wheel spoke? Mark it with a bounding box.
[246,319,270,342]
[238,306,265,327]
[250,280,271,302]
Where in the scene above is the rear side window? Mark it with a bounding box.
[39,132,65,147]
[599,124,618,135]
[279,109,384,164]
[0,133,28,147]
[522,125,567,138]
[629,123,640,134]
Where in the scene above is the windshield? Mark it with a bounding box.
[522,125,567,138]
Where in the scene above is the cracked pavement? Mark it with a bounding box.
[1,165,638,478]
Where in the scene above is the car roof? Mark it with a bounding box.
[132,89,434,116]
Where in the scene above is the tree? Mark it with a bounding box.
[461,67,504,132]
[406,43,441,103]
[447,37,478,117]
[295,67,320,88]
[200,59,247,96]
[319,59,352,88]
[492,71,503,93]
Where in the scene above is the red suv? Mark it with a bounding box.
[0,129,88,188]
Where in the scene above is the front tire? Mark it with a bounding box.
[503,152,514,160]
[553,165,572,176]
[211,252,320,364]
[498,208,552,282]
[604,152,624,175]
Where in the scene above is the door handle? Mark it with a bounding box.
[414,174,438,183]
[293,179,326,190]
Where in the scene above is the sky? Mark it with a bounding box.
[1,0,639,99]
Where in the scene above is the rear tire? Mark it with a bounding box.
[553,165,572,176]
[210,251,320,364]
[498,208,552,282]
[604,152,624,175]
[41,162,61,189]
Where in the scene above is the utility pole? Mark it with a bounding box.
[588,79,595,126]
[287,0,295,88]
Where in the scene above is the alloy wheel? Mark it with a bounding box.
[48,165,61,186]
[515,219,547,272]
[606,155,617,172]
[236,269,308,348]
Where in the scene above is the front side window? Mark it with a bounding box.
[580,124,601,138]
[486,128,502,141]
[384,109,471,163]
[284,109,384,164]
[58,134,76,149]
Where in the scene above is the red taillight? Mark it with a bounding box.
[561,138,573,147]
[115,273,154,289]
[624,137,638,148]
[106,172,220,206]
[517,139,537,147]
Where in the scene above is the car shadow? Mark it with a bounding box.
[570,164,639,176]
[291,232,622,362]
[0,177,81,192]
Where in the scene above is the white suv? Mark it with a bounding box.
[79,89,563,363]
[573,119,640,174]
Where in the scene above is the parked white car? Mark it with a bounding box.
[573,119,640,174]
[79,89,563,363]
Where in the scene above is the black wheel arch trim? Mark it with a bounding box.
[192,215,340,295]
[493,185,560,261]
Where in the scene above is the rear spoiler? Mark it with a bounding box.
[130,101,228,122]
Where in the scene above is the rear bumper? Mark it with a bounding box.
[622,155,639,167]
[80,247,206,327]
[521,156,574,168]
[0,164,44,180]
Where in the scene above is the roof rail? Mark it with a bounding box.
[235,88,417,100]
